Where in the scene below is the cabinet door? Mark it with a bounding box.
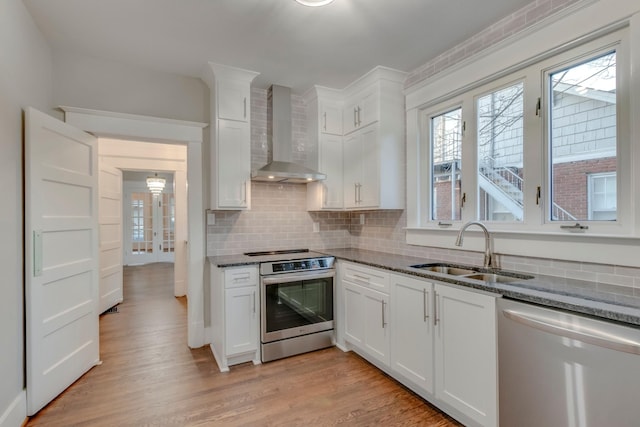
[216,119,250,208]
[362,287,390,366]
[321,102,343,135]
[434,284,497,427]
[358,88,379,129]
[391,275,434,393]
[343,281,365,346]
[357,125,379,208]
[318,134,344,209]
[217,80,250,122]
[342,133,361,209]
[225,285,258,356]
[343,100,359,135]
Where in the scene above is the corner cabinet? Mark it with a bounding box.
[202,62,259,210]
[209,264,260,372]
[341,67,406,210]
[305,86,344,211]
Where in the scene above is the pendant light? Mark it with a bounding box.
[146,173,166,195]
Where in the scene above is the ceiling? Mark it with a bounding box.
[24,0,534,93]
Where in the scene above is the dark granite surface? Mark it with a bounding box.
[209,248,640,327]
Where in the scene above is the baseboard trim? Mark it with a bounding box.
[0,391,26,427]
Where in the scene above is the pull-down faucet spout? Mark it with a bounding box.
[455,221,494,268]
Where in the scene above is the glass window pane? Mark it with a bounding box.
[477,82,524,222]
[431,108,462,221]
[549,51,617,221]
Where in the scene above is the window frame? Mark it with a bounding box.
[417,27,630,237]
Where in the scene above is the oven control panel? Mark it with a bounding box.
[260,256,335,275]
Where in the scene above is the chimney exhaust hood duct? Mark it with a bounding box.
[251,85,326,184]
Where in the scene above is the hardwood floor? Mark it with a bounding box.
[26,263,461,427]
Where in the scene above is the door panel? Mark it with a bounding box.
[25,107,100,415]
[99,162,123,313]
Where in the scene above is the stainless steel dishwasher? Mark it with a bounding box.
[498,298,640,427]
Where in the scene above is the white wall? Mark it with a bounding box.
[53,50,208,123]
[0,0,53,425]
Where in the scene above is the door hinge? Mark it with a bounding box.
[462,120,466,136]
[535,98,541,116]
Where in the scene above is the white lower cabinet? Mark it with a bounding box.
[390,274,434,393]
[225,285,258,356]
[339,264,498,427]
[434,283,497,427]
[341,262,391,367]
[210,265,260,372]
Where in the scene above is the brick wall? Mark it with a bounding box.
[552,157,616,219]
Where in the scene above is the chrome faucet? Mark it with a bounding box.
[455,221,494,268]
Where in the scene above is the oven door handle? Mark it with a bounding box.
[262,270,335,285]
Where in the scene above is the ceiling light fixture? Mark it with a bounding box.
[146,173,166,195]
[294,0,334,7]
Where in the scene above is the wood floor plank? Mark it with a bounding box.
[26,263,462,427]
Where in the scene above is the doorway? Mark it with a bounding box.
[123,171,176,266]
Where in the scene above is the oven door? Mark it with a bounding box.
[261,270,334,343]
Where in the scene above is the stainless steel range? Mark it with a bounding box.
[245,249,335,362]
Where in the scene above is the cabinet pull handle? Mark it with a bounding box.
[242,181,248,204]
[381,300,387,328]
[536,186,541,205]
[243,97,247,119]
[33,230,43,277]
[434,292,439,326]
[357,183,362,203]
[357,106,362,126]
[354,107,358,128]
[354,183,358,204]
[323,112,327,131]
[252,291,256,314]
[423,288,429,322]
[352,273,369,282]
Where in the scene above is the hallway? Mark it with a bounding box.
[26,263,459,426]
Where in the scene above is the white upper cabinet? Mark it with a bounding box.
[202,63,259,210]
[305,86,344,210]
[217,79,251,122]
[343,85,378,135]
[320,99,342,135]
[306,67,406,212]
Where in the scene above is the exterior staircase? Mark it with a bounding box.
[478,157,575,221]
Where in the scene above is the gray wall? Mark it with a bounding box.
[0,0,53,421]
[53,50,208,123]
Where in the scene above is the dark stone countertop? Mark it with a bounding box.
[209,248,640,327]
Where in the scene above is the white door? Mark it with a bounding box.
[125,189,175,265]
[98,161,123,313]
[25,107,100,415]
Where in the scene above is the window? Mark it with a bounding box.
[416,28,629,236]
[548,52,617,222]
[477,82,524,222]
[588,172,616,220]
[430,108,463,221]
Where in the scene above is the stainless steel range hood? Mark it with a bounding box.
[251,85,326,184]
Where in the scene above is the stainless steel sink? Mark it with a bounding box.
[409,262,534,283]
[409,263,478,276]
[462,273,534,283]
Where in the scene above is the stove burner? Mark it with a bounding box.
[244,249,309,257]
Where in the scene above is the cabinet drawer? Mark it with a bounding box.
[224,266,258,288]
[342,262,389,294]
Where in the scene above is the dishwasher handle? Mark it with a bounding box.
[503,309,640,355]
